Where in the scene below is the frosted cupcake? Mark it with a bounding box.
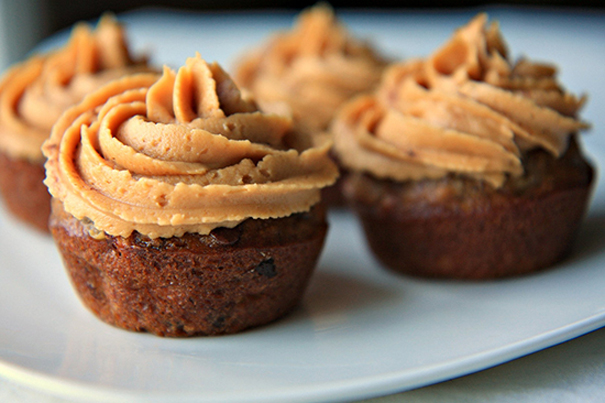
[332,14,593,279]
[235,4,386,205]
[0,15,149,231]
[43,55,338,336]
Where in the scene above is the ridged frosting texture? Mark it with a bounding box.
[332,14,589,187]
[0,15,148,162]
[43,55,338,239]
[235,4,386,133]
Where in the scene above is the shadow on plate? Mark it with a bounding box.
[568,210,605,263]
[294,268,401,321]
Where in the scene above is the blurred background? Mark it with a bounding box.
[0,0,602,71]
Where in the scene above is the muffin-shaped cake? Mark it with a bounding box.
[0,15,148,231]
[235,4,386,205]
[332,14,593,279]
[43,55,338,336]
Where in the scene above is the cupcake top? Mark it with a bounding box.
[0,14,148,163]
[332,14,588,187]
[43,55,338,239]
[234,4,386,134]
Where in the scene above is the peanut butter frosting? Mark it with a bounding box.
[0,14,148,163]
[234,4,386,133]
[332,14,589,188]
[43,55,338,239]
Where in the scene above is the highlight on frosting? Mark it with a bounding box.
[43,55,338,239]
[0,14,148,162]
[332,13,589,188]
[234,3,386,133]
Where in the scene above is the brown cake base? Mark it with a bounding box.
[0,151,50,232]
[344,139,594,279]
[321,154,348,208]
[321,175,346,208]
[50,200,328,337]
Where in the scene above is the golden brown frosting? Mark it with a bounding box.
[332,14,589,187]
[43,55,338,239]
[234,4,386,133]
[0,14,148,163]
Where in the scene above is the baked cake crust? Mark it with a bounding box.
[344,138,594,279]
[0,152,50,232]
[50,200,328,336]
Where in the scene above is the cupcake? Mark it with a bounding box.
[43,55,338,337]
[0,15,149,232]
[332,14,593,279]
[234,4,386,205]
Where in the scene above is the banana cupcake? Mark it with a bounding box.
[0,15,149,231]
[332,14,593,279]
[43,55,338,336]
[234,4,386,205]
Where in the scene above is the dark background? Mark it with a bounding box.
[0,0,599,71]
[44,0,604,34]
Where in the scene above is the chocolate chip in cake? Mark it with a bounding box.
[209,226,242,246]
[212,315,226,329]
[255,258,277,278]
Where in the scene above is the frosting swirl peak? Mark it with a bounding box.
[332,14,589,188]
[0,14,148,162]
[43,55,338,239]
[235,4,386,133]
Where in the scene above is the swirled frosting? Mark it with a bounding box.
[43,55,338,239]
[234,4,386,133]
[0,14,148,163]
[332,14,589,187]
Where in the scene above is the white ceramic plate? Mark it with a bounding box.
[1,8,604,403]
